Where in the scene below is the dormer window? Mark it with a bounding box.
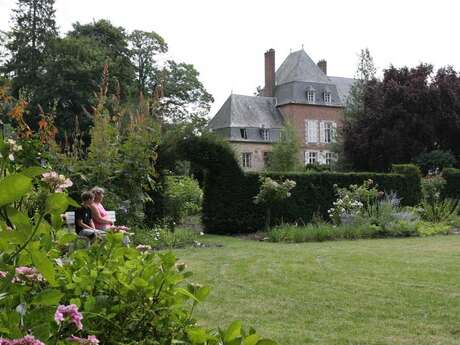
[240,128,248,139]
[306,88,315,103]
[261,128,270,141]
[323,92,332,104]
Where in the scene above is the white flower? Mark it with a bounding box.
[200,232,204,236]
[8,153,14,161]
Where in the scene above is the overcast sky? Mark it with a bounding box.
[1,0,459,115]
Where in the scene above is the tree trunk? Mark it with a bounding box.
[265,207,271,232]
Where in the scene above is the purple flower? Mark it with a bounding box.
[0,335,45,345]
[12,267,44,284]
[55,304,83,330]
[67,335,99,345]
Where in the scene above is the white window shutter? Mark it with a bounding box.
[308,120,318,143]
[320,122,325,143]
[304,151,308,165]
[304,120,308,144]
[332,122,337,143]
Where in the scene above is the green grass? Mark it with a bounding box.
[174,235,460,345]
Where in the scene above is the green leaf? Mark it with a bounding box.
[45,193,69,214]
[225,320,242,342]
[0,174,32,207]
[67,196,80,208]
[6,207,31,232]
[31,289,63,305]
[195,286,210,302]
[31,249,56,286]
[243,334,261,345]
[21,167,47,178]
[133,277,148,288]
[186,327,209,344]
[176,288,199,302]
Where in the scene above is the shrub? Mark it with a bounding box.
[416,221,450,237]
[254,176,296,230]
[415,150,456,175]
[419,175,459,222]
[164,175,203,229]
[443,167,460,199]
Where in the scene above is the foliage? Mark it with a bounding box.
[418,175,459,222]
[129,30,167,94]
[415,149,456,175]
[132,226,200,250]
[415,221,450,237]
[164,175,203,228]
[442,167,460,199]
[254,176,296,230]
[167,135,422,233]
[0,139,276,345]
[3,0,58,97]
[343,64,438,171]
[267,122,301,172]
[328,179,379,225]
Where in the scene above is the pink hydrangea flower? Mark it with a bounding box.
[67,335,99,345]
[0,335,45,345]
[0,271,7,279]
[54,304,83,330]
[12,267,44,283]
[136,244,151,252]
[41,172,73,192]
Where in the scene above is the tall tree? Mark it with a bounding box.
[5,0,57,96]
[268,122,301,172]
[68,19,136,98]
[129,30,167,94]
[158,60,214,124]
[343,64,438,171]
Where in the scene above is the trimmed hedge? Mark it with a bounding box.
[155,136,422,234]
[443,168,460,199]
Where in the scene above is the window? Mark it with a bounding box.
[324,122,333,143]
[242,152,252,168]
[263,151,272,167]
[305,120,318,143]
[261,128,270,141]
[325,152,334,165]
[307,90,315,103]
[240,128,248,139]
[323,92,332,104]
[304,151,318,165]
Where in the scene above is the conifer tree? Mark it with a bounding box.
[5,0,57,96]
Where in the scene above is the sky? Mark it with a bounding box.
[1,0,460,116]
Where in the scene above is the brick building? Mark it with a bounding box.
[208,48,355,171]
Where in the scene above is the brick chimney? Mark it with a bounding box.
[317,59,327,75]
[263,49,275,97]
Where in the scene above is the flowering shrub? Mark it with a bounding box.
[418,175,458,222]
[329,179,380,225]
[254,176,296,230]
[41,172,73,192]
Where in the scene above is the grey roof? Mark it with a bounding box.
[328,76,356,104]
[275,81,342,107]
[276,49,331,85]
[208,94,284,130]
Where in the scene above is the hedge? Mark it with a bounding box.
[153,135,422,234]
[443,168,460,199]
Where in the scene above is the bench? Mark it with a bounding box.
[64,211,116,231]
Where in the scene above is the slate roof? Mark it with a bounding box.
[208,94,283,130]
[328,76,356,104]
[275,49,331,85]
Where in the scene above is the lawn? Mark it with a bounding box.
[174,235,460,345]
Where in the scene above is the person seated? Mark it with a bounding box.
[89,187,113,230]
[75,191,105,240]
